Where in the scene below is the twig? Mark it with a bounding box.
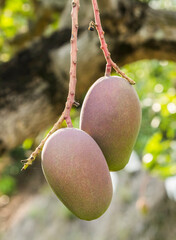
[91,0,135,85]
[21,0,80,170]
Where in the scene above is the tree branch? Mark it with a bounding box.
[110,0,176,64]
[0,0,176,156]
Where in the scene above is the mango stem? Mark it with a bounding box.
[91,0,135,85]
[22,0,80,170]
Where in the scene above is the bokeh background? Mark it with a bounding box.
[0,0,176,239]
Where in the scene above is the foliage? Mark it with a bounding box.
[0,0,60,62]
[149,0,176,10]
[139,0,176,10]
[0,0,33,61]
[0,175,16,195]
[0,146,26,195]
[123,60,176,178]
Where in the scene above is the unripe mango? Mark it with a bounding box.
[41,128,112,221]
[80,76,141,171]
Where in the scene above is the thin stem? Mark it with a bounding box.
[91,0,135,85]
[65,0,79,127]
[22,0,80,170]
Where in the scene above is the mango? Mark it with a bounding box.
[41,128,112,221]
[80,76,141,171]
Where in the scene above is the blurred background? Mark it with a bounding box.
[0,0,176,239]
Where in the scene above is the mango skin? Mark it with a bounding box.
[80,76,142,171]
[41,128,112,221]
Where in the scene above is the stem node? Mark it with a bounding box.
[72,1,76,8]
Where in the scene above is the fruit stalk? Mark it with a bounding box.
[91,0,135,85]
[65,0,80,127]
[21,0,80,170]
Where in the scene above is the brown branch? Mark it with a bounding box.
[21,0,80,170]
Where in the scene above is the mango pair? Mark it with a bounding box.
[42,76,141,220]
